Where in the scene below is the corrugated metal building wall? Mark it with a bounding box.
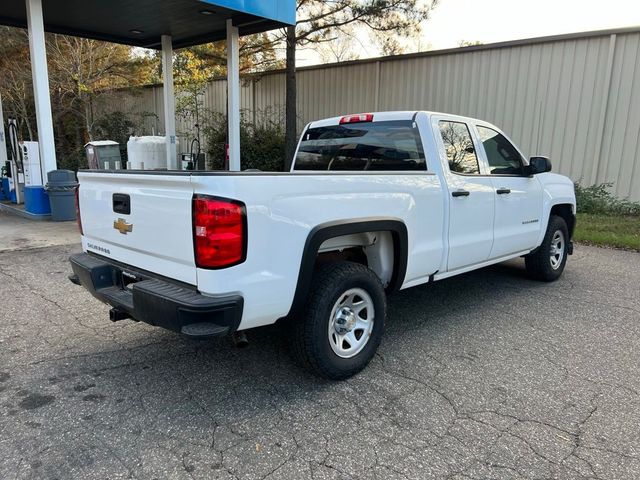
[96,27,640,200]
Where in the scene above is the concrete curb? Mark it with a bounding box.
[0,201,51,221]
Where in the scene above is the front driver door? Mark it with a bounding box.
[436,119,495,272]
[474,124,543,258]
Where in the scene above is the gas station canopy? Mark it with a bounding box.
[0,0,295,180]
[0,0,295,49]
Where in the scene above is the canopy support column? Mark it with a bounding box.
[26,0,57,175]
[161,34,177,170]
[226,19,240,172]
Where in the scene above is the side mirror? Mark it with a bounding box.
[528,156,552,175]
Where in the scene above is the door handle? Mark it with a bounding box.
[452,189,470,197]
[496,188,511,195]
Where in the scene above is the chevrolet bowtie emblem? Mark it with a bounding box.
[113,218,133,234]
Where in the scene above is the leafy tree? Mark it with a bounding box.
[169,37,283,146]
[280,0,440,168]
[94,110,136,161]
[203,109,285,171]
[458,40,483,47]
[317,27,361,63]
[375,34,407,56]
[0,27,36,139]
[179,34,283,77]
[46,35,153,142]
[0,26,155,170]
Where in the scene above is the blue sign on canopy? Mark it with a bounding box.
[201,0,296,26]
[0,0,296,49]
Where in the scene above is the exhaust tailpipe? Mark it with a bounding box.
[109,308,130,322]
[232,331,249,348]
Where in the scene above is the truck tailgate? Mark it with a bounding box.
[77,172,196,285]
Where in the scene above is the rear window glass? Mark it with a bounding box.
[294,120,426,171]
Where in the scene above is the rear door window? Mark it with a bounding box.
[438,121,481,175]
[294,120,426,171]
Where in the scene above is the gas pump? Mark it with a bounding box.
[6,119,25,204]
[0,95,7,201]
[0,94,25,204]
[181,123,206,171]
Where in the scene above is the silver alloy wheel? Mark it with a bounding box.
[328,288,375,359]
[549,230,565,270]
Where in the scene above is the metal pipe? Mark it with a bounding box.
[232,331,249,348]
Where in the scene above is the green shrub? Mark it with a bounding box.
[94,111,135,144]
[575,182,640,216]
[57,147,88,172]
[203,111,285,172]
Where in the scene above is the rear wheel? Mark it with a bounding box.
[291,261,386,380]
[525,215,569,282]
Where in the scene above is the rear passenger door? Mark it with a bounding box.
[474,124,543,258]
[435,118,495,271]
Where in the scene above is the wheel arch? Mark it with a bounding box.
[535,200,576,249]
[550,203,576,240]
[285,217,408,319]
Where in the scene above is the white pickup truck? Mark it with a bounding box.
[69,111,576,379]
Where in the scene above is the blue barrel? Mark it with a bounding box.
[1,177,10,201]
[24,186,52,215]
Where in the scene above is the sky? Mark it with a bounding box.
[299,0,640,65]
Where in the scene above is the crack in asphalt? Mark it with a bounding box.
[1,244,639,479]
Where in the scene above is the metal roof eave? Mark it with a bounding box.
[0,0,295,50]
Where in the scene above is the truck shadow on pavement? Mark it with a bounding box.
[79,258,538,375]
[40,257,549,403]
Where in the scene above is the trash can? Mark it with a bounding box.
[24,186,51,215]
[45,170,78,221]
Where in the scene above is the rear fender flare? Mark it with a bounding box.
[286,217,408,319]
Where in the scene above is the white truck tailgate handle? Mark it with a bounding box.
[113,193,131,214]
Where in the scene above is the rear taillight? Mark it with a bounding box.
[75,186,83,234]
[339,113,374,124]
[192,195,246,269]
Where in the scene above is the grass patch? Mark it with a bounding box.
[574,213,640,251]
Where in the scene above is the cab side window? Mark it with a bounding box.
[438,121,480,175]
[477,126,524,175]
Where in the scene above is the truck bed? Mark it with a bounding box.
[77,169,446,329]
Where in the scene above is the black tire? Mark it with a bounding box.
[291,261,386,380]
[525,215,569,282]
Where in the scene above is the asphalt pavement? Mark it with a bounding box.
[1,215,639,479]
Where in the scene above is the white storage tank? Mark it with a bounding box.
[126,136,178,170]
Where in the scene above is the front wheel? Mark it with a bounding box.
[525,215,569,282]
[291,261,386,380]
